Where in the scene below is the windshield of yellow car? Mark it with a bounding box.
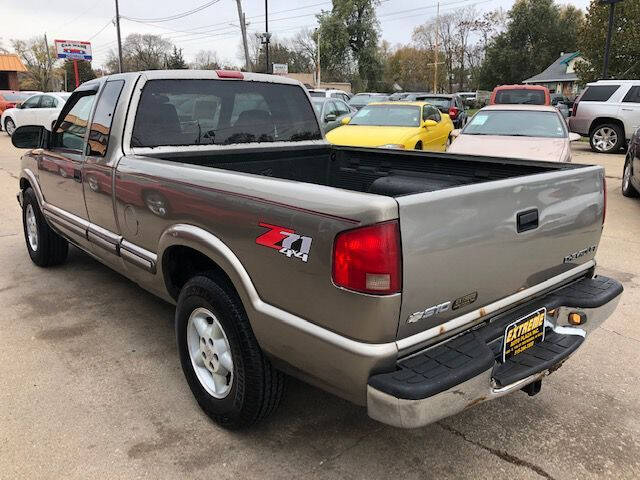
[349,105,421,127]
[462,110,567,138]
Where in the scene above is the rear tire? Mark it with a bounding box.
[175,274,284,429]
[4,118,16,136]
[22,187,69,267]
[590,123,624,154]
[622,155,639,198]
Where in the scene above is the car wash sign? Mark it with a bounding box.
[55,40,92,61]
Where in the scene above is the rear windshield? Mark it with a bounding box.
[349,105,421,127]
[462,110,566,138]
[494,89,546,105]
[2,92,32,102]
[131,79,322,147]
[416,97,451,110]
[580,85,620,102]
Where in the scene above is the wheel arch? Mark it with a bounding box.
[589,117,626,138]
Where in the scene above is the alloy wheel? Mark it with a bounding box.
[25,204,38,251]
[593,127,618,152]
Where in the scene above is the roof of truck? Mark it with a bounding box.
[100,69,304,86]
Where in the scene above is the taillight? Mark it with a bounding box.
[572,102,578,116]
[448,106,459,119]
[602,176,607,225]
[332,221,401,295]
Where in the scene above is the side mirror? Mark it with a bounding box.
[341,117,351,125]
[423,119,438,128]
[325,114,337,122]
[16,102,23,109]
[451,129,461,138]
[11,125,47,149]
[569,132,581,142]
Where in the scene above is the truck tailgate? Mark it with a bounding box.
[396,165,605,340]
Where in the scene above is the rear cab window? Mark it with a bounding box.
[580,85,620,102]
[131,79,322,147]
[494,89,545,105]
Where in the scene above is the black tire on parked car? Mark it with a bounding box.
[590,123,624,154]
[4,118,16,136]
[622,155,639,198]
[175,274,284,429]
[22,187,69,267]
[415,141,423,150]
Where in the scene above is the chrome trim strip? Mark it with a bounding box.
[88,230,119,254]
[43,203,90,231]
[396,261,596,355]
[120,239,157,273]
[47,214,86,238]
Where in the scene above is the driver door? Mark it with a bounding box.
[421,105,446,151]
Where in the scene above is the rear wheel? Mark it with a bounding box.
[175,275,284,429]
[590,123,624,153]
[4,118,16,136]
[622,155,639,198]
[22,187,68,267]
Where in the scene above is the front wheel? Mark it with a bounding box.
[622,156,639,198]
[175,275,284,429]
[590,123,624,153]
[4,118,16,136]
[22,187,68,267]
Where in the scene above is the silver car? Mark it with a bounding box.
[569,79,640,153]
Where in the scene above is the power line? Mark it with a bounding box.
[124,0,222,23]
[89,18,115,40]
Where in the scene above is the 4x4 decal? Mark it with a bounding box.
[255,222,313,262]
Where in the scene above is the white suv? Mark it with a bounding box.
[569,80,640,153]
[307,89,351,103]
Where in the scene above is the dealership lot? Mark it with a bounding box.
[1,135,639,479]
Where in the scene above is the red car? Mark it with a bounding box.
[0,90,40,115]
[490,85,551,106]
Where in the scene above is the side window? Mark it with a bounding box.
[335,100,350,115]
[40,95,56,108]
[326,101,339,117]
[88,80,125,157]
[423,106,441,122]
[21,95,41,109]
[54,93,96,151]
[581,85,620,102]
[622,86,640,104]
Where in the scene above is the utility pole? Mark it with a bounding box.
[115,0,123,73]
[264,0,270,73]
[235,0,251,71]
[600,0,623,79]
[433,2,440,93]
[43,33,53,91]
[316,29,321,87]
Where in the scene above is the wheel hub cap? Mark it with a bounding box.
[594,127,617,151]
[187,307,233,398]
[25,204,38,251]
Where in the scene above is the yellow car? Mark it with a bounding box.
[325,101,454,151]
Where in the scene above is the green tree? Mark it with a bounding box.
[63,60,97,90]
[476,0,583,89]
[11,37,57,90]
[165,46,188,69]
[383,46,433,92]
[317,0,383,90]
[575,0,640,83]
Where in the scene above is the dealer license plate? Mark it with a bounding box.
[502,308,546,361]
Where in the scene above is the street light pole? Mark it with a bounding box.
[115,0,123,73]
[600,0,623,79]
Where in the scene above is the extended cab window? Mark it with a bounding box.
[53,93,96,151]
[131,79,322,147]
[88,80,125,156]
[580,85,619,102]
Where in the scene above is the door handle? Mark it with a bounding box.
[622,108,635,111]
[517,209,539,233]
[73,169,82,182]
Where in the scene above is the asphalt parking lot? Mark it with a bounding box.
[1,135,639,480]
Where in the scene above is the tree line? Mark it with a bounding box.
[4,0,639,92]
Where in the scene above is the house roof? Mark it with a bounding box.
[0,54,27,73]
[523,52,579,84]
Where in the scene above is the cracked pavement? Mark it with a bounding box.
[0,137,639,479]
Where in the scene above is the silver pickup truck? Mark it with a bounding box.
[13,70,622,430]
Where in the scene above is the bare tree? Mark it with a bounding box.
[11,37,57,90]
[192,50,221,70]
[106,34,172,73]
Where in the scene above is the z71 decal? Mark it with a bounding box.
[256,222,313,263]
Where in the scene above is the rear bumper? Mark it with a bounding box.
[367,275,623,428]
[568,116,590,136]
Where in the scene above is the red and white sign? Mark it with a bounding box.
[55,39,92,61]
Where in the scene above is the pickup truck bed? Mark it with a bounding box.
[13,69,622,430]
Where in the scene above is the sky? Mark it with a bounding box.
[1,0,592,69]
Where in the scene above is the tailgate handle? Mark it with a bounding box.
[517,209,539,233]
